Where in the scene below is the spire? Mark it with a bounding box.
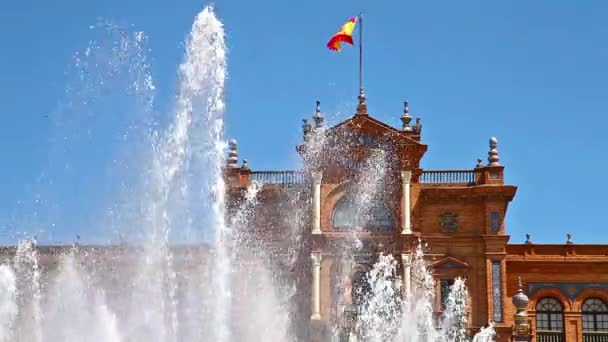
[227,139,238,168]
[313,100,324,128]
[356,89,367,115]
[413,118,422,135]
[357,13,366,115]
[401,101,413,131]
[487,137,500,166]
[302,119,312,141]
[566,233,573,244]
[475,158,484,168]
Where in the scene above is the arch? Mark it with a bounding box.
[574,288,608,311]
[326,180,351,203]
[529,287,572,312]
[535,297,565,332]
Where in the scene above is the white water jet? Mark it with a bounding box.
[352,149,388,228]
[14,239,42,342]
[172,6,229,341]
[357,254,402,342]
[0,264,17,342]
[472,324,495,342]
[41,253,121,342]
[0,4,498,342]
[441,278,469,342]
[391,242,438,342]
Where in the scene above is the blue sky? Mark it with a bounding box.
[0,0,607,244]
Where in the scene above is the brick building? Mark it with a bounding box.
[226,94,608,342]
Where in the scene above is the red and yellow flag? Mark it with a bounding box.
[327,17,358,52]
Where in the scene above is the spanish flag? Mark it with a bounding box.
[327,16,358,52]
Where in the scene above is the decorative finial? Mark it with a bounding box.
[356,89,367,114]
[487,137,501,166]
[525,233,532,244]
[313,100,324,128]
[475,158,484,168]
[241,159,249,171]
[413,118,422,134]
[302,119,312,141]
[401,100,413,131]
[566,233,573,244]
[227,139,238,168]
[512,275,529,309]
[517,276,523,291]
[512,275,531,337]
[513,276,529,310]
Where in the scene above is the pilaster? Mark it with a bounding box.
[401,253,412,298]
[401,170,412,235]
[311,171,323,235]
[311,251,323,320]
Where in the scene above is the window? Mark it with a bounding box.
[490,212,500,232]
[440,279,455,309]
[491,261,503,322]
[582,298,608,332]
[536,298,564,331]
[332,193,394,230]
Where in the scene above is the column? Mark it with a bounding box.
[311,252,322,320]
[401,171,412,234]
[312,171,322,235]
[401,253,412,298]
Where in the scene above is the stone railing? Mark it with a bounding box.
[249,169,476,185]
[419,170,475,185]
[250,171,305,185]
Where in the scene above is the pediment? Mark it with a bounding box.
[297,111,428,178]
[432,256,470,269]
[330,114,424,147]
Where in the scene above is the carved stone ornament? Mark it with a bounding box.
[512,322,531,336]
[439,212,459,232]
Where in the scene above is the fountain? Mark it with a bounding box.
[0,4,498,342]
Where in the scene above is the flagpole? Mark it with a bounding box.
[358,12,364,99]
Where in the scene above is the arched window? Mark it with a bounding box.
[536,298,564,332]
[582,298,608,332]
[332,193,394,231]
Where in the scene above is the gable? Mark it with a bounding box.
[432,256,470,269]
[330,114,424,147]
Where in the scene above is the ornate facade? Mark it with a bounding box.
[226,94,608,342]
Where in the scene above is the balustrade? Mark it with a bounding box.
[584,332,608,342]
[419,170,475,184]
[537,331,564,342]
